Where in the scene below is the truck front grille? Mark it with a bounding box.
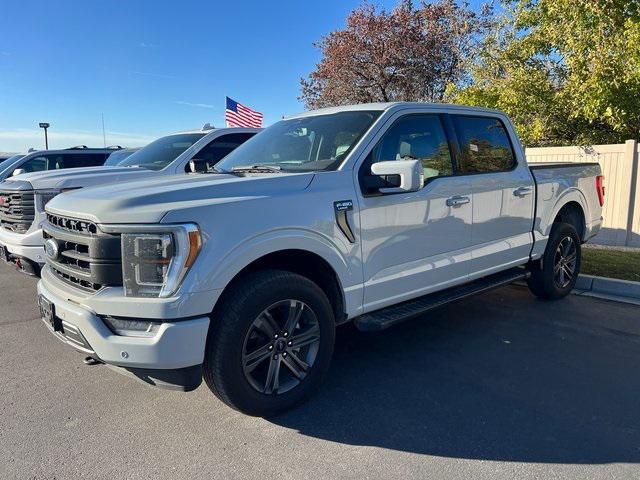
[43,213,122,292]
[0,190,35,234]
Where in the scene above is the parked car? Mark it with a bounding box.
[0,153,25,173]
[0,146,121,182]
[104,147,141,166]
[37,103,603,416]
[0,146,122,273]
[0,127,258,274]
[0,152,20,163]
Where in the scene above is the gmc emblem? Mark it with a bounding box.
[0,196,8,207]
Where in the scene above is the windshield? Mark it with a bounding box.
[118,133,205,170]
[217,111,380,173]
[104,150,137,166]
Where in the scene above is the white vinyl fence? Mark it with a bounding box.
[526,140,640,247]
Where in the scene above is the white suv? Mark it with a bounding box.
[0,127,258,274]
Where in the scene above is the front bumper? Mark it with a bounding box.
[0,226,46,266]
[37,276,210,372]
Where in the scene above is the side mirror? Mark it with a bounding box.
[12,168,26,177]
[370,160,423,194]
[188,159,209,173]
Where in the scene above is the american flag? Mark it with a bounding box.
[225,97,263,128]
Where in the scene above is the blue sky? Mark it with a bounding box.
[0,0,486,152]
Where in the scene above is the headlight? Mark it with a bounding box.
[36,190,61,211]
[37,188,80,211]
[121,224,202,298]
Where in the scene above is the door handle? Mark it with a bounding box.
[513,186,533,197]
[446,195,470,207]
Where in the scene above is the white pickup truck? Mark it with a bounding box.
[37,103,604,416]
[0,127,258,274]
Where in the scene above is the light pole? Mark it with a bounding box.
[39,122,50,150]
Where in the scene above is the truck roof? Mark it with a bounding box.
[176,127,261,135]
[286,102,507,120]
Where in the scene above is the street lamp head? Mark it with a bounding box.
[39,122,50,128]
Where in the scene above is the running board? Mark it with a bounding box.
[354,267,530,332]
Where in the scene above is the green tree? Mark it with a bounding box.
[448,0,640,146]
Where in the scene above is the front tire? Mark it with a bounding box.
[527,222,581,300]
[203,269,335,417]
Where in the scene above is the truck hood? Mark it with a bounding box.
[46,172,315,224]
[10,166,150,190]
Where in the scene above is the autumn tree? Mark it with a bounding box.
[300,0,492,109]
[448,0,640,146]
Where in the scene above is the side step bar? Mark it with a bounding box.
[354,267,530,332]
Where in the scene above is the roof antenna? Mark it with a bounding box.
[101,113,107,148]
[202,122,214,131]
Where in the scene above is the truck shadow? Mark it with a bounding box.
[269,286,640,464]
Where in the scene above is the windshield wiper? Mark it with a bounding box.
[231,165,283,174]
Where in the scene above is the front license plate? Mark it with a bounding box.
[39,295,62,332]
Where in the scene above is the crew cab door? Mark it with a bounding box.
[450,114,535,277]
[357,113,473,312]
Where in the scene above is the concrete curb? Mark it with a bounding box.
[573,275,640,306]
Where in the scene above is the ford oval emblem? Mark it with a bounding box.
[44,238,60,261]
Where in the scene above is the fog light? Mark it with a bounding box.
[102,316,162,337]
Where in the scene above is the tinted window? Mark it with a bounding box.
[217,111,380,172]
[452,116,515,174]
[118,133,205,170]
[60,153,107,168]
[194,133,256,165]
[104,150,137,166]
[20,155,48,173]
[367,114,453,180]
[0,154,24,170]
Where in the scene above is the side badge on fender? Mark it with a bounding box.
[333,200,355,243]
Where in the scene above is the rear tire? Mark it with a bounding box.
[527,222,581,300]
[203,269,335,417]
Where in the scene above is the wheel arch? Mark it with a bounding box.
[205,231,357,323]
[224,249,347,323]
[552,200,587,242]
[544,189,589,242]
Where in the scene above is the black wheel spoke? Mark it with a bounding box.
[282,355,305,380]
[563,238,574,257]
[558,266,565,286]
[287,350,310,372]
[243,344,272,373]
[264,356,281,394]
[284,300,304,335]
[290,326,320,349]
[256,310,280,338]
[562,264,574,280]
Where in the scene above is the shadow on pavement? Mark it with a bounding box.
[270,286,640,464]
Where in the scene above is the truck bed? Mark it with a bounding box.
[528,161,603,259]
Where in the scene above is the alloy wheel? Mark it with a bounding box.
[553,236,577,289]
[242,299,321,395]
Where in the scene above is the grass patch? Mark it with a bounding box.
[581,247,640,282]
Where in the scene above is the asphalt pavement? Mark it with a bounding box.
[1,260,639,480]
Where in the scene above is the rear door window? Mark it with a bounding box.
[58,153,107,168]
[452,116,516,174]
